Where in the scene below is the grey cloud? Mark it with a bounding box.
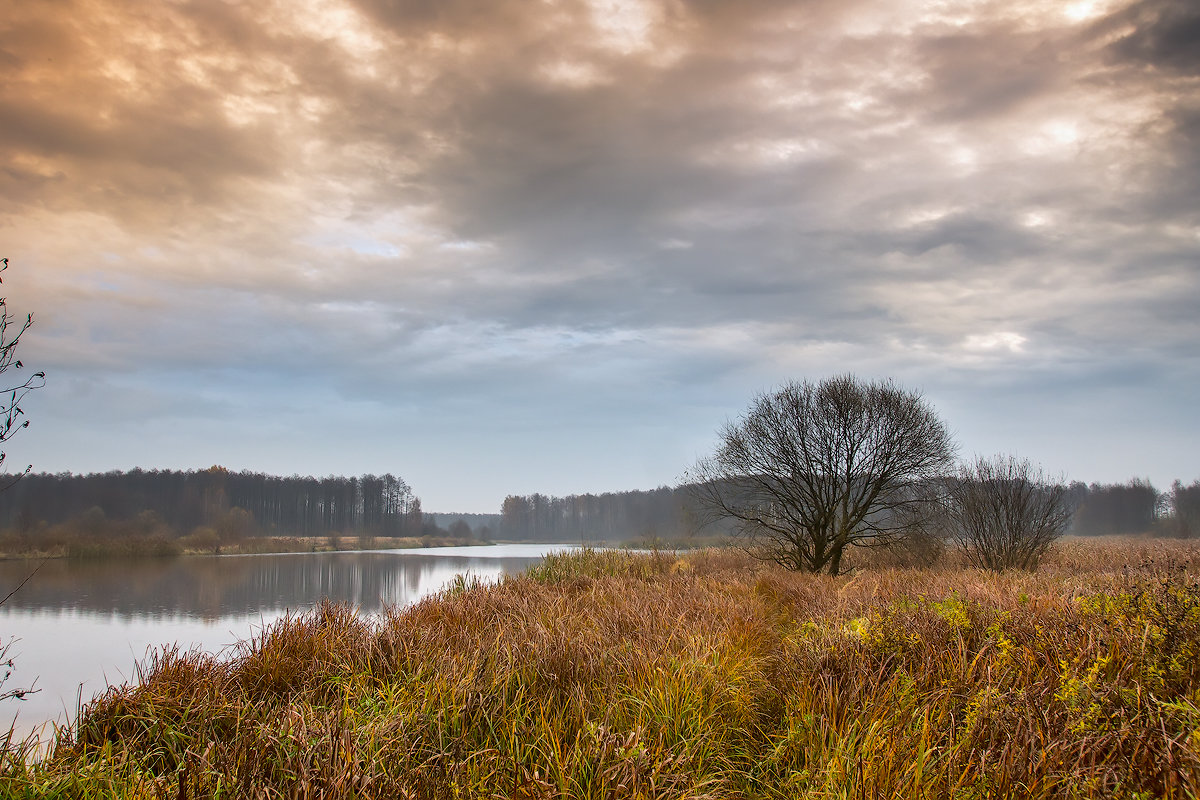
[912,31,1068,122]
[1077,1,1200,222]
[6,0,1200,504]
[0,95,277,179]
[1105,0,1200,75]
[881,215,1048,261]
[347,0,530,36]
[1144,104,1200,218]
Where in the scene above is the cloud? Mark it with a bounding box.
[1105,0,1200,75]
[2,0,1198,507]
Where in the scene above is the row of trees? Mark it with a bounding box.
[28,465,1164,549]
[497,474,1196,552]
[1068,479,1158,536]
[499,487,697,543]
[0,467,425,540]
[1064,479,1200,538]
[683,376,1197,575]
[1169,481,1200,538]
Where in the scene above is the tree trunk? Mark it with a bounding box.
[828,544,844,576]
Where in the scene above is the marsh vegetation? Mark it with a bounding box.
[2,538,1197,798]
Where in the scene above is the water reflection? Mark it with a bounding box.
[0,545,565,619]
[0,544,574,739]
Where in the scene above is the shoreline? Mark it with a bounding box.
[0,534,493,562]
[3,540,1198,796]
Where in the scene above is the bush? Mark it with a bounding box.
[947,455,1071,571]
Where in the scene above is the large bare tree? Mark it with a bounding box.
[685,375,955,575]
[947,455,1071,571]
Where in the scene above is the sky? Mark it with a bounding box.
[1,0,1197,513]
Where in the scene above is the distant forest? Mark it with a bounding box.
[496,479,1200,543]
[0,466,427,542]
[426,513,502,537]
[498,486,700,544]
[0,469,1196,550]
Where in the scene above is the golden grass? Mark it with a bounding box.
[2,538,1199,798]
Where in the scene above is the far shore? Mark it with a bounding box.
[0,534,489,562]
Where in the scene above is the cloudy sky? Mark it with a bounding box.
[2,0,1197,512]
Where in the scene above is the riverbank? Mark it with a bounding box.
[3,539,1199,797]
[0,534,483,561]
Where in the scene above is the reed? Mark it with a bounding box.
[2,539,1198,798]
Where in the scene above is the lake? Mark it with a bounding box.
[0,543,577,741]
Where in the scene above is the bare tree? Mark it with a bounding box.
[0,258,43,710]
[0,258,44,491]
[0,565,42,703]
[947,455,1071,571]
[684,375,955,575]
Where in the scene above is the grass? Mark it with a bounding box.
[1,539,1199,798]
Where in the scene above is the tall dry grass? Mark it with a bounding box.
[2,539,1198,798]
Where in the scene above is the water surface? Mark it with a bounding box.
[0,544,575,739]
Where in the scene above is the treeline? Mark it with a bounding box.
[497,479,1200,543]
[0,466,427,544]
[1068,480,1156,536]
[426,513,501,540]
[1069,479,1200,537]
[499,486,710,544]
[1171,480,1200,538]
[4,468,1195,551]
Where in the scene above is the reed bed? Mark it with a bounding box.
[2,539,1198,798]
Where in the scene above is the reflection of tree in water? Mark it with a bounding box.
[0,553,543,620]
